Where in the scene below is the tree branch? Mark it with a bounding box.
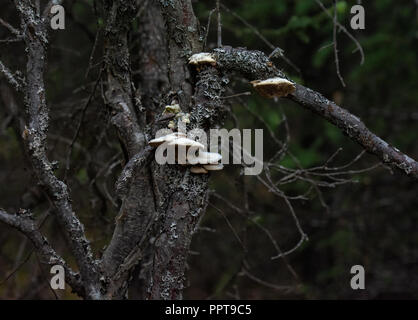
[0,60,23,91]
[13,0,101,298]
[103,0,144,157]
[211,47,418,179]
[0,209,85,297]
[114,146,154,199]
[289,84,418,179]
[0,17,21,36]
[100,1,157,299]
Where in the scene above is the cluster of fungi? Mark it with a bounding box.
[149,132,223,174]
[147,52,296,174]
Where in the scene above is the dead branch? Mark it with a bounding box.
[212,47,418,179]
[0,209,85,297]
[11,0,101,299]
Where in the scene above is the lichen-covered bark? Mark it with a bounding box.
[10,0,101,299]
[212,47,418,179]
[144,0,219,300]
[103,0,145,156]
[0,209,85,297]
[100,0,222,300]
[100,0,157,299]
[290,84,418,179]
[2,0,416,302]
[149,66,225,299]
[137,0,169,119]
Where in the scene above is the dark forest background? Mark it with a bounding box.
[0,0,417,299]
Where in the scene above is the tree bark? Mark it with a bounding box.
[0,0,417,300]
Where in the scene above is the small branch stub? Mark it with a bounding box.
[251,77,296,98]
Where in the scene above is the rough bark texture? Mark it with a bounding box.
[100,0,220,299]
[0,209,85,296]
[212,47,418,179]
[0,0,417,301]
[12,0,102,300]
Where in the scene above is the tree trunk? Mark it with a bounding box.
[0,0,417,300]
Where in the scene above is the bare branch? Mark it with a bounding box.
[13,0,101,298]
[332,0,346,87]
[100,1,157,299]
[315,0,365,65]
[0,209,85,297]
[216,0,222,47]
[289,84,418,179]
[203,8,216,50]
[114,146,154,199]
[0,17,21,36]
[212,47,418,179]
[220,3,301,74]
[103,0,145,157]
[240,267,301,293]
[0,60,24,91]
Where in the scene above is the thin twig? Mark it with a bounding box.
[315,0,365,65]
[0,60,23,91]
[220,3,301,74]
[332,0,346,87]
[216,0,222,47]
[65,68,103,175]
[204,9,216,50]
[0,18,20,36]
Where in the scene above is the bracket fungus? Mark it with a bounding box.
[251,77,295,98]
[148,132,186,147]
[167,137,205,150]
[189,53,216,66]
[187,151,222,165]
[188,53,216,71]
[203,164,224,171]
[190,166,208,174]
[148,132,224,174]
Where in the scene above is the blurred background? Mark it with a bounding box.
[0,0,417,299]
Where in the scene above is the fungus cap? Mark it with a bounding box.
[188,151,222,165]
[190,166,208,174]
[203,164,224,171]
[148,132,186,147]
[251,77,295,98]
[188,53,216,66]
[168,137,205,149]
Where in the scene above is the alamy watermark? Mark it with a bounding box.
[350,265,365,290]
[50,5,65,30]
[153,127,264,176]
[350,5,365,30]
[48,4,365,31]
[50,264,65,290]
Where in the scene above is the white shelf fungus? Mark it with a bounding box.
[251,77,295,98]
[203,164,224,171]
[148,132,186,147]
[149,132,224,174]
[190,166,208,174]
[167,137,205,150]
[187,151,222,165]
[188,53,216,66]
